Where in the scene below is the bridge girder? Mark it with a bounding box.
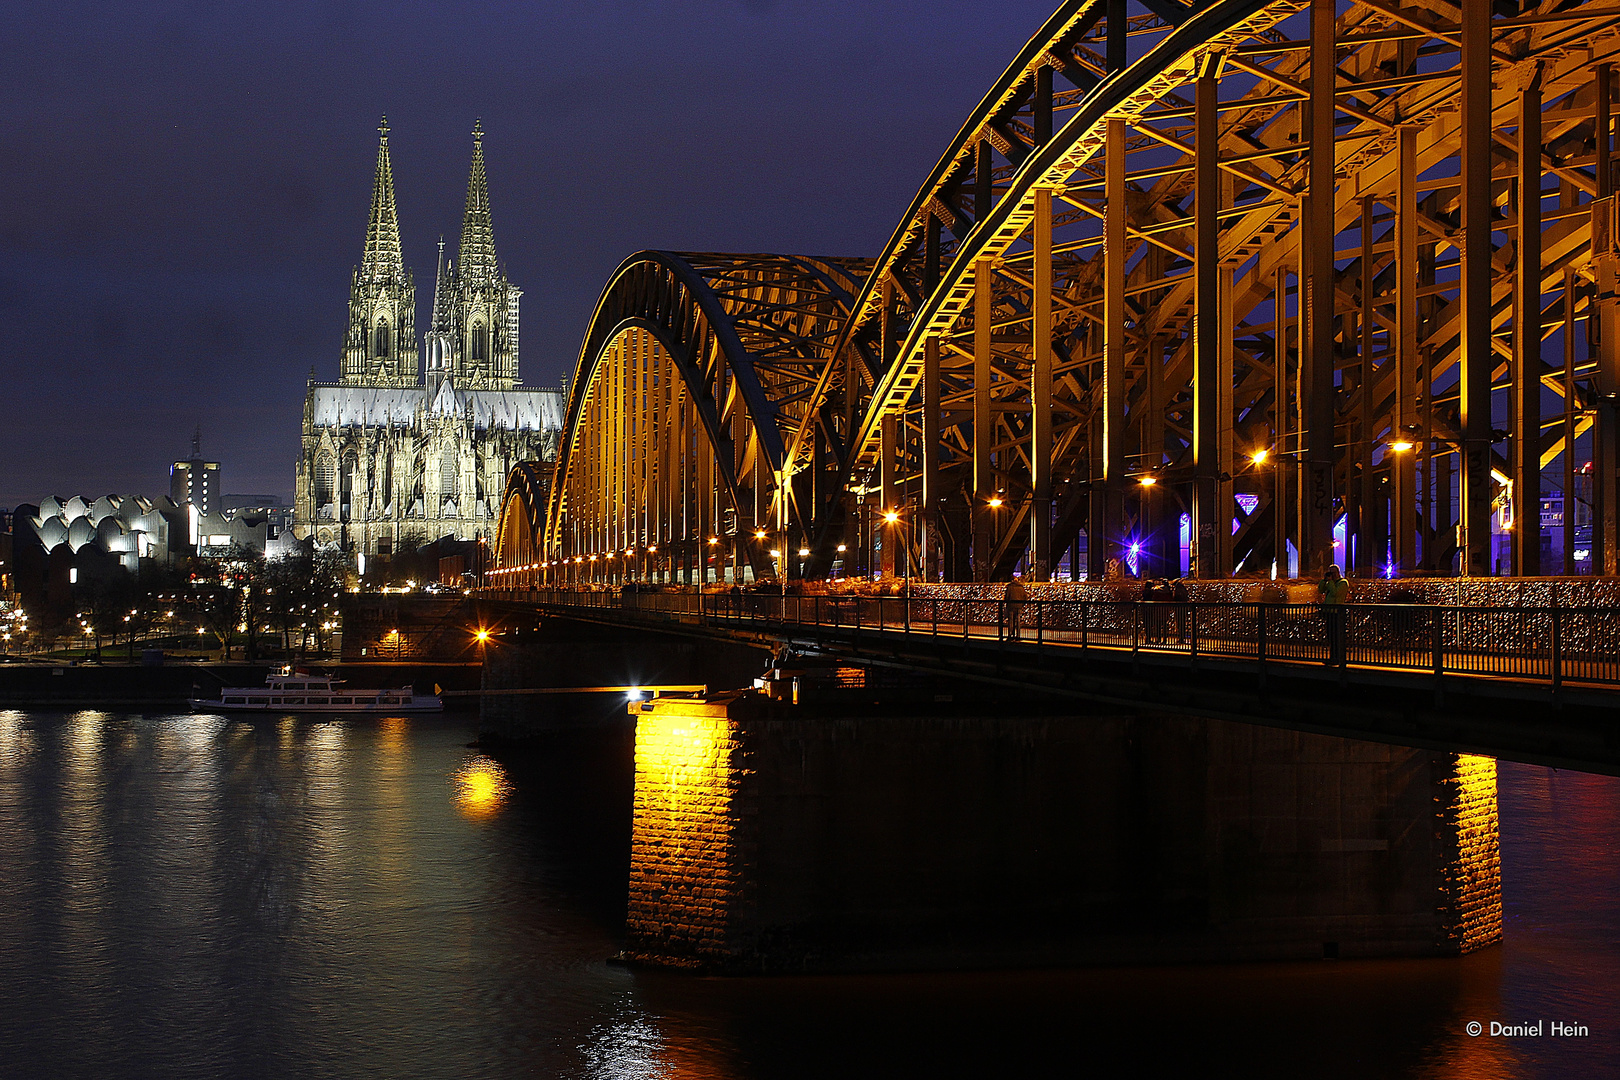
[505,0,1620,587]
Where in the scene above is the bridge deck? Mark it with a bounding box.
[488,588,1620,693]
[480,587,1620,776]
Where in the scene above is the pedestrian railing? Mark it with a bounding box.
[482,587,1620,691]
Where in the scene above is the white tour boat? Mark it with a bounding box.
[191,667,443,713]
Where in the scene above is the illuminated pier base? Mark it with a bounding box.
[624,694,1500,973]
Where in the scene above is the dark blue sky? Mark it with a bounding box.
[0,0,1058,506]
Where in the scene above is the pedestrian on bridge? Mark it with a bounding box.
[1003,573,1029,641]
[1319,564,1348,666]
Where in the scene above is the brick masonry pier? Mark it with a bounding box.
[623,692,1500,973]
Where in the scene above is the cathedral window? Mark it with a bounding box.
[471,323,487,361]
[440,454,458,498]
[314,455,336,507]
[375,320,390,359]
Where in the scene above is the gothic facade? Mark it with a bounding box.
[294,120,562,559]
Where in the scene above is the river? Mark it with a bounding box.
[0,708,1612,1078]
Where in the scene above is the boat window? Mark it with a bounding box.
[270,698,281,705]
[286,682,305,690]
[225,697,245,704]
[284,698,304,706]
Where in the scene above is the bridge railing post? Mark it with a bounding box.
[1189,602,1199,666]
[1432,607,1445,683]
[1081,600,1089,651]
[1551,605,1563,691]
[1131,602,1140,670]
[1257,602,1267,687]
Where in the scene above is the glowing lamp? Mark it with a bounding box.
[988,496,1003,509]
[883,510,899,524]
[1138,475,1158,487]
[1251,448,1268,465]
[798,547,810,557]
[475,629,491,642]
[1390,441,1414,453]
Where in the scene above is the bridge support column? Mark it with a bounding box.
[972,256,996,580]
[1092,117,1127,581]
[1030,185,1054,581]
[1300,0,1338,577]
[1458,1,1494,576]
[1193,56,1233,579]
[880,413,899,577]
[1392,127,1419,574]
[1515,67,1544,577]
[922,335,942,581]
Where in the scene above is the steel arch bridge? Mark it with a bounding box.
[497,0,1620,589]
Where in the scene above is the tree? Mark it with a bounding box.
[188,545,264,660]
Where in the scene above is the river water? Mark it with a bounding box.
[0,708,1613,1079]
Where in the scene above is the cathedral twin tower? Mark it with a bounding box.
[344,117,519,389]
[293,120,562,559]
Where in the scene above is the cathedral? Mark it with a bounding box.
[293,119,563,560]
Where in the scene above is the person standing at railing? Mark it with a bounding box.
[1003,573,1029,641]
[1319,564,1348,666]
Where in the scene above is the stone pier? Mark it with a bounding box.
[624,693,1500,973]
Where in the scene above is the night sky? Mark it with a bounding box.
[0,0,1059,508]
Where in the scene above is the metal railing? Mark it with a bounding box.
[483,588,1620,691]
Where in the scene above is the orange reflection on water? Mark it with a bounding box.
[378,716,410,750]
[453,756,510,819]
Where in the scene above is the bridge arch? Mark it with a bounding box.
[492,461,551,588]
[542,251,870,584]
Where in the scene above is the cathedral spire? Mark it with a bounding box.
[431,236,453,331]
[458,119,498,284]
[361,116,404,283]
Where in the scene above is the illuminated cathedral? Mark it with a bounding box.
[293,119,562,560]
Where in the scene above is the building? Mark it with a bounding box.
[171,429,222,517]
[292,118,562,561]
[9,495,188,616]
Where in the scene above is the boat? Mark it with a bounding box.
[190,666,443,713]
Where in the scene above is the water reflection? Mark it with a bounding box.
[453,754,511,820]
[579,1007,673,1080]
[0,715,1611,1080]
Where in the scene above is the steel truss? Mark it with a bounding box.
[509,0,1620,586]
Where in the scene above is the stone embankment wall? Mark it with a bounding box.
[622,696,1501,973]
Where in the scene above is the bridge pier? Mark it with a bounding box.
[624,691,1500,973]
